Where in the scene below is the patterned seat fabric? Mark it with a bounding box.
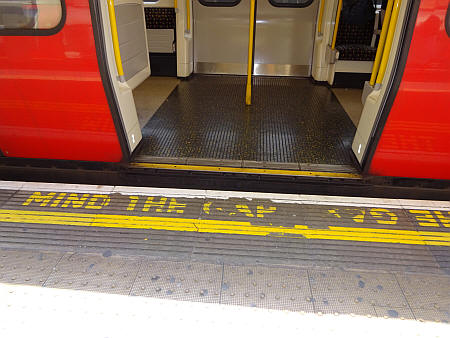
[336,44,377,61]
[335,0,377,61]
[144,8,176,29]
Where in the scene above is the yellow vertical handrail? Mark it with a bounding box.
[174,0,177,9]
[318,0,326,35]
[245,0,256,106]
[369,0,394,86]
[107,0,125,82]
[186,0,190,32]
[376,0,402,85]
[331,0,343,50]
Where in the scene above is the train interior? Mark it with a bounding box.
[102,0,406,173]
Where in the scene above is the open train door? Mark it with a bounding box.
[92,0,195,157]
[92,0,152,155]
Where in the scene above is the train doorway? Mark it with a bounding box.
[132,0,357,174]
[99,0,408,177]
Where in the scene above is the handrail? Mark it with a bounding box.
[331,0,342,50]
[369,0,394,86]
[174,0,177,9]
[245,0,256,106]
[107,0,125,82]
[376,0,402,85]
[318,0,325,35]
[186,0,190,32]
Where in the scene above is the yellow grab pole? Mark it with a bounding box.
[245,0,256,106]
[376,0,402,85]
[331,0,343,50]
[186,0,190,32]
[318,0,325,35]
[369,0,394,86]
[107,0,125,82]
[174,0,177,9]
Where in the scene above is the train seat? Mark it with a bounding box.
[144,7,177,76]
[335,0,377,62]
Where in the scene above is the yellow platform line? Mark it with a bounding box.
[1,209,449,246]
[130,162,362,179]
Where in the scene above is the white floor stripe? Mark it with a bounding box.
[0,180,449,210]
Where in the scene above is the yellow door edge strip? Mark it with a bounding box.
[1,209,449,247]
[107,0,125,82]
[185,0,191,33]
[369,0,394,86]
[331,0,343,50]
[130,162,362,179]
[376,0,402,85]
[317,0,326,35]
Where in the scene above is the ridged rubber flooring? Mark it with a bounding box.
[138,75,357,166]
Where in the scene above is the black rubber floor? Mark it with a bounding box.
[138,75,357,166]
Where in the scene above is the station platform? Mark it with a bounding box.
[0,180,449,335]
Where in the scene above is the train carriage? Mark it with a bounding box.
[0,0,449,186]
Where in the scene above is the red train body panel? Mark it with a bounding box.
[0,0,123,162]
[369,0,450,179]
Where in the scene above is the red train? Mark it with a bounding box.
[0,0,449,182]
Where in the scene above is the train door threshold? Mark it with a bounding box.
[0,180,449,332]
[129,158,361,179]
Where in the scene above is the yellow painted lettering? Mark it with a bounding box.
[167,198,186,214]
[328,209,341,218]
[50,193,67,207]
[330,208,365,223]
[235,205,254,217]
[370,208,398,225]
[256,205,276,218]
[434,211,450,227]
[127,196,139,211]
[61,194,90,208]
[352,210,365,223]
[22,192,56,207]
[85,195,110,210]
[142,197,167,212]
[203,201,212,215]
[409,210,439,227]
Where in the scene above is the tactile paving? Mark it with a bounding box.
[131,259,222,303]
[410,308,450,323]
[309,269,409,316]
[221,265,314,312]
[44,253,141,295]
[0,249,63,286]
[374,306,415,320]
[138,75,356,167]
[395,273,450,312]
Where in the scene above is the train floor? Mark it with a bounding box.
[133,75,359,174]
[0,180,449,333]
